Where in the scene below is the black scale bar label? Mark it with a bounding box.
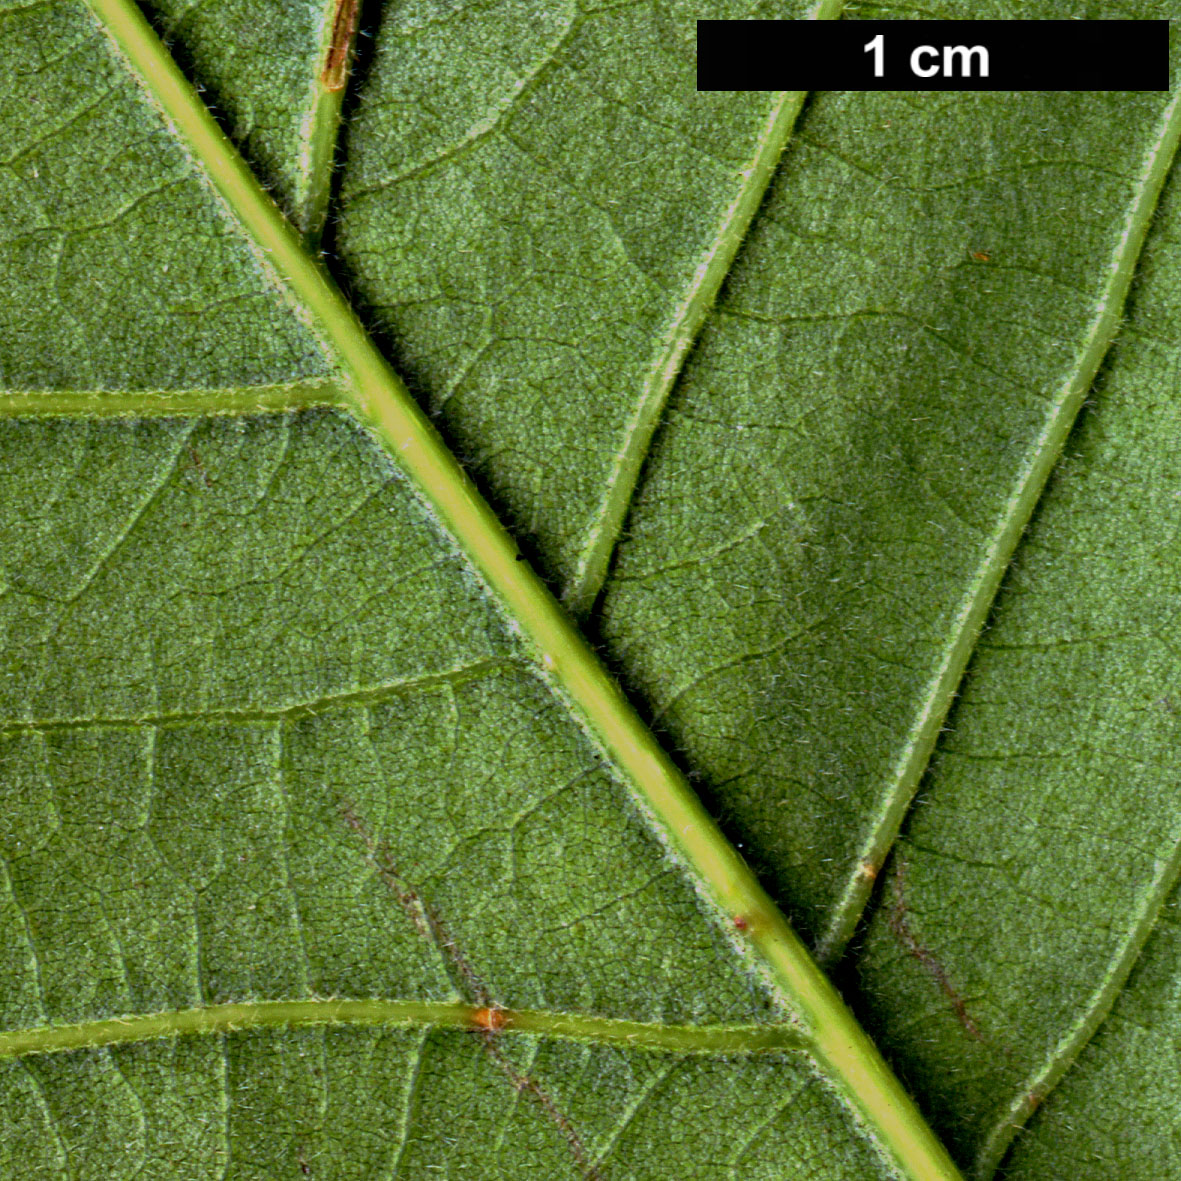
[697,20,1170,91]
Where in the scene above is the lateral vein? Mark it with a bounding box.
[0,1001,806,1060]
[974,834,1181,1180]
[816,86,1181,969]
[564,0,844,618]
[0,380,351,419]
[0,658,514,736]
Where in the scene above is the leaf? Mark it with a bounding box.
[854,137,1181,1177]
[323,6,1181,1178]
[0,1,950,1178]
[3,0,1180,1178]
[145,0,346,241]
[597,78,1181,957]
[331,0,839,610]
[319,4,1181,1172]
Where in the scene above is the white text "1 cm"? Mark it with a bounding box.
[864,34,990,79]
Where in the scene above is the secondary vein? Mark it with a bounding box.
[564,0,844,618]
[564,90,807,616]
[0,380,350,418]
[0,1001,806,1060]
[975,829,1181,1181]
[815,86,1181,969]
[0,657,512,736]
[297,0,361,245]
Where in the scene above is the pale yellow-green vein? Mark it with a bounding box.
[84,2,962,1177]
[0,1001,806,1060]
[566,0,844,616]
[0,380,349,418]
[297,0,360,245]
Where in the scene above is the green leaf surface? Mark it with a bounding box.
[142,0,346,240]
[0,410,878,1176]
[331,0,837,608]
[0,1,952,1177]
[599,76,1181,957]
[327,0,1180,960]
[853,147,1181,1178]
[5,0,1181,1176]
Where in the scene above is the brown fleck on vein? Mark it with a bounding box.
[887,857,983,1043]
[321,0,360,90]
[341,805,600,1178]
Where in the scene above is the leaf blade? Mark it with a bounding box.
[1,0,959,1175]
[852,123,1181,1177]
[141,0,346,239]
[597,76,1181,956]
[331,0,834,594]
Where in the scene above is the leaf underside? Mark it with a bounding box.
[3,0,1181,1178]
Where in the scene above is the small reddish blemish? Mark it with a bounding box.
[732,915,750,932]
[970,250,991,262]
[858,860,879,882]
[472,1006,508,1033]
[187,443,212,490]
[321,0,360,90]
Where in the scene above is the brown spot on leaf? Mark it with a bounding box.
[322,0,360,90]
[888,858,984,1042]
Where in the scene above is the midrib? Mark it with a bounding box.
[78,3,962,1178]
[0,1001,806,1060]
